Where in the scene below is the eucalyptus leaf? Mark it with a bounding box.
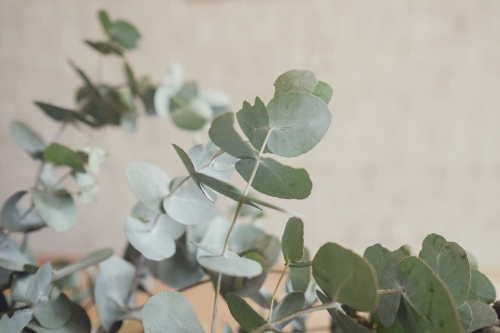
[418,234,470,306]
[236,97,270,151]
[290,248,311,292]
[364,244,414,328]
[154,63,184,118]
[52,248,113,282]
[468,268,496,304]
[465,299,498,332]
[282,217,304,263]
[226,292,266,332]
[189,139,235,182]
[163,178,219,225]
[1,191,46,232]
[33,292,72,329]
[126,160,171,214]
[131,202,185,240]
[142,290,204,333]
[396,256,463,333]
[27,301,91,333]
[73,172,99,204]
[312,243,378,311]
[27,262,52,304]
[208,112,258,159]
[98,10,111,35]
[198,250,263,278]
[95,256,136,331]
[223,323,233,333]
[0,309,33,333]
[10,121,46,156]
[235,158,312,199]
[171,97,213,131]
[146,235,204,289]
[110,20,141,49]
[274,69,318,95]
[125,216,176,261]
[266,92,331,157]
[316,290,373,333]
[43,144,85,173]
[85,40,123,55]
[313,81,333,104]
[271,291,305,328]
[32,188,78,233]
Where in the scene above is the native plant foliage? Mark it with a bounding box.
[1,11,499,333]
[0,9,229,332]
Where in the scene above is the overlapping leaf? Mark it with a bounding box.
[10,121,46,156]
[32,188,77,233]
[1,191,46,232]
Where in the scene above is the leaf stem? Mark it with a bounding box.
[268,262,290,320]
[125,253,145,310]
[52,121,68,143]
[378,287,405,295]
[210,127,273,333]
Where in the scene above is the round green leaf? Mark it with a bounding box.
[282,217,304,263]
[163,178,218,225]
[468,268,496,304]
[274,70,318,95]
[312,81,333,104]
[171,97,212,131]
[236,97,270,151]
[419,234,471,307]
[10,121,46,156]
[31,188,77,233]
[208,112,258,159]
[312,243,378,312]
[464,299,498,332]
[396,256,463,333]
[126,160,171,214]
[27,301,91,333]
[1,191,45,232]
[33,292,72,329]
[236,158,312,199]
[143,290,204,333]
[266,92,331,157]
[226,292,265,332]
[364,244,414,328]
[110,20,140,50]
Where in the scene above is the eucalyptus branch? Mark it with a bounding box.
[252,302,339,333]
[268,262,290,320]
[210,127,273,333]
[51,121,68,143]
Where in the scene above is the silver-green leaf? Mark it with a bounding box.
[32,188,77,233]
[274,70,318,95]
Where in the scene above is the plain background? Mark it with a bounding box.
[1,0,500,270]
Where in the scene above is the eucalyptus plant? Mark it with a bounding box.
[0,9,499,333]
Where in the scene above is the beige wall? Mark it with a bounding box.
[1,0,500,268]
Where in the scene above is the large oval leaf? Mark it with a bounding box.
[27,301,91,333]
[312,243,378,312]
[235,158,312,199]
[419,234,471,307]
[364,244,414,328]
[10,121,46,156]
[396,256,463,333]
[468,268,496,304]
[143,290,204,333]
[266,92,331,157]
[31,189,77,233]
[126,160,171,214]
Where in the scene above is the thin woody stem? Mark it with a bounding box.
[210,127,273,333]
[268,262,290,320]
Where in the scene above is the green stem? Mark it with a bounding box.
[252,302,339,333]
[268,262,289,320]
[210,127,273,333]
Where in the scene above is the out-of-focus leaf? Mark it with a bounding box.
[1,191,46,232]
[110,20,141,50]
[143,290,204,333]
[32,188,78,233]
[52,249,113,282]
[274,70,318,95]
[313,81,333,104]
[10,121,46,156]
[43,143,85,173]
[0,309,33,333]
